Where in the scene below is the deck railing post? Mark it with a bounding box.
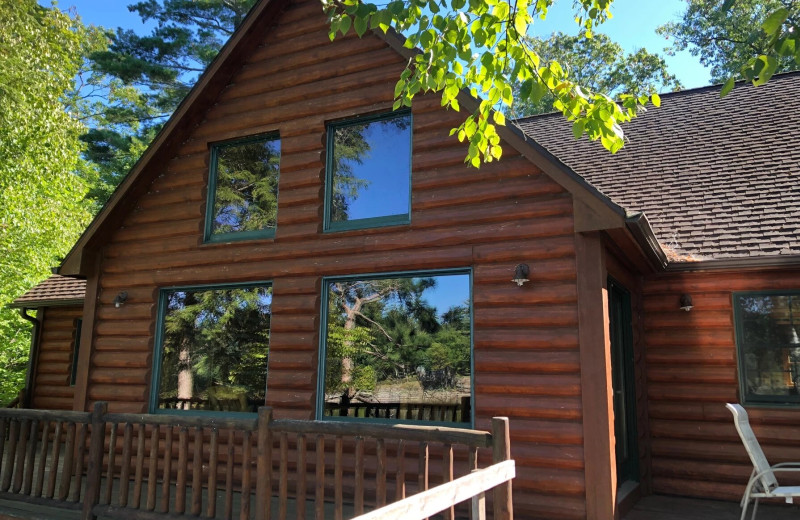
[491,417,513,520]
[82,401,108,520]
[255,406,273,520]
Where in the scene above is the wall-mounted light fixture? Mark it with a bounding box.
[512,264,530,287]
[679,294,693,312]
[113,291,128,308]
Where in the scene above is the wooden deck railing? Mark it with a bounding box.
[0,403,513,520]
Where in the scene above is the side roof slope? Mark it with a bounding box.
[517,71,800,261]
[10,275,86,308]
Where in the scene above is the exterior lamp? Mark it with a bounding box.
[113,291,128,308]
[679,294,693,312]
[512,264,530,287]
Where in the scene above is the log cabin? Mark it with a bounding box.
[7,0,800,515]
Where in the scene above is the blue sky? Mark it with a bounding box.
[54,0,712,89]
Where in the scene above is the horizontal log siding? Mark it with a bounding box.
[84,0,584,517]
[31,306,82,410]
[643,267,800,501]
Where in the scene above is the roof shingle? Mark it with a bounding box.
[10,275,86,308]
[516,71,800,261]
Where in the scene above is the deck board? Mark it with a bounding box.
[625,495,800,520]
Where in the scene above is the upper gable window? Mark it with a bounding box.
[205,134,281,242]
[734,292,800,405]
[325,112,412,232]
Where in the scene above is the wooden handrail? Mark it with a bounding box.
[350,460,515,520]
[272,418,493,448]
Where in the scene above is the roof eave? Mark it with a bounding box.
[666,254,800,272]
[8,298,85,309]
[625,212,668,271]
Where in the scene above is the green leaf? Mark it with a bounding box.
[339,14,352,35]
[762,8,789,36]
[519,78,533,100]
[753,55,778,86]
[720,76,735,97]
[354,15,368,37]
[721,0,735,11]
[572,119,585,139]
[651,93,661,107]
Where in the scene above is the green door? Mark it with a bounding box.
[608,278,639,485]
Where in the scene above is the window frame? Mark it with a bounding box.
[149,280,273,417]
[203,133,281,244]
[316,268,474,427]
[70,318,82,387]
[733,289,800,407]
[323,111,413,233]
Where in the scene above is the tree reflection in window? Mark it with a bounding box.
[322,272,471,423]
[208,135,280,239]
[736,293,800,404]
[155,284,272,413]
[328,112,411,228]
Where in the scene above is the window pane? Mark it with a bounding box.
[736,294,800,403]
[156,285,272,413]
[329,113,411,227]
[323,273,471,423]
[210,136,280,236]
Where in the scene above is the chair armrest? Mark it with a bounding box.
[752,466,800,483]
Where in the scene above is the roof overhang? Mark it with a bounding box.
[8,298,85,309]
[666,254,800,272]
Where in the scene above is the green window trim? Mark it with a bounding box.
[316,268,474,428]
[204,133,281,243]
[150,281,273,417]
[733,290,800,406]
[323,111,413,233]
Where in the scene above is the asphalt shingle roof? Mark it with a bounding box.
[10,275,86,308]
[516,71,800,261]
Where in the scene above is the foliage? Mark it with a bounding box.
[0,1,94,403]
[323,0,664,161]
[658,0,800,94]
[82,0,258,210]
[510,32,681,116]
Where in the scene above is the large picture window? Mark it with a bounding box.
[152,283,272,414]
[205,134,280,242]
[325,112,411,231]
[319,271,472,424]
[734,292,800,405]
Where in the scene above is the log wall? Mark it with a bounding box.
[31,306,82,410]
[642,267,800,501]
[78,0,586,518]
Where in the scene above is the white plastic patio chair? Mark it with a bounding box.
[726,403,800,520]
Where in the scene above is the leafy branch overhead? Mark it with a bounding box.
[720,1,799,95]
[322,0,664,164]
[659,0,800,97]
